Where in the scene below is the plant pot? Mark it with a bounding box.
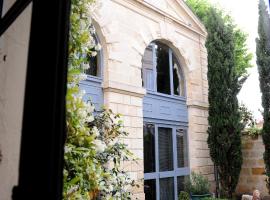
[191,194,211,200]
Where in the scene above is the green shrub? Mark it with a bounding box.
[202,198,228,200]
[179,191,190,200]
[184,172,210,195]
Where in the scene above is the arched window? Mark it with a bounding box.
[142,41,185,97]
[80,34,103,111]
[142,41,189,200]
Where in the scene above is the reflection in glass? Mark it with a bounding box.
[144,179,156,200]
[142,46,155,90]
[177,129,188,168]
[85,35,100,77]
[85,55,98,76]
[160,177,174,200]
[177,176,188,195]
[156,42,171,95]
[144,123,156,173]
[158,127,173,171]
[173,54,185,96]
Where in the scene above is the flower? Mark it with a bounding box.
[91,51,97,57]
[86,115,94,123]
[92,126,100,137]
[86,102,94,113]
[95,43,102,51]
[79,73,87,81]
[95,139,106,153]
[64,145,72,153]
[82,62,90,70]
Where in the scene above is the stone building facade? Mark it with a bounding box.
[84,0,213,199]
[0,0,212,199]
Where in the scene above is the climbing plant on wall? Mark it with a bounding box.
[186,0,253,198]
[63,0,136,199]
[256,0,270,193]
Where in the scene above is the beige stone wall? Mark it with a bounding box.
[94,0,211,198]
[0,2,32,200]
[236,135,268,197]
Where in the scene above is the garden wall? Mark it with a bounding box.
[236,135,268,196]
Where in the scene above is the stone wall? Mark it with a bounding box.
[236,135,268,196]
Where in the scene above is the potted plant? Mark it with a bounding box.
[184,171,211,200]
[179,191,190,200]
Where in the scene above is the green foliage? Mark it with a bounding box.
[256,0,270,192]
[186,0,246,197]
[239,104,262,138]
[202,198,228,200]
[63,0,136,199]
[179,191,190,200]
[206,7,242,198]
[184,172,210,195]
[186,0,253,80]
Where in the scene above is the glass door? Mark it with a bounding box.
[144,123,189,200]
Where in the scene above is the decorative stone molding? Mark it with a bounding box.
[103,81,146,98]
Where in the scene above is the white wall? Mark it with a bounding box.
[0,2,32,199]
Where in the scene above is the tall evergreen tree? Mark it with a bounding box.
[205,8,242,198]
[185,0,252,197]
[256,0,270,192]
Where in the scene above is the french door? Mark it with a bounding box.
[143,123,190,200]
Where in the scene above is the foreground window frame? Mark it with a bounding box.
[0,1,71,199]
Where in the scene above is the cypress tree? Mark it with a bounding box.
[206,8,242,198]
[256,0,270,192]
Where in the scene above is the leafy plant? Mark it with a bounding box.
[184,172,210,195]
[63,0,136,199]
[179,191,190,200]
[239,104,262,138]
[202,198,228,200]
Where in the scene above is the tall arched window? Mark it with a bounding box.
[80,34,103,111]
[142,41,185,97]
[142,41,189,200]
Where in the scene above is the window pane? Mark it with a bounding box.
[160,177,174,200]
[144,179,156,200]
[144,124,156,173]
[142,46,155,90]
[173,54,185,96]
[177,176,188,195]
[85,55,98,76]
[158,127,173,171]
[85,35,100,77]
[156,42,171,94]
[177,129,188,168]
